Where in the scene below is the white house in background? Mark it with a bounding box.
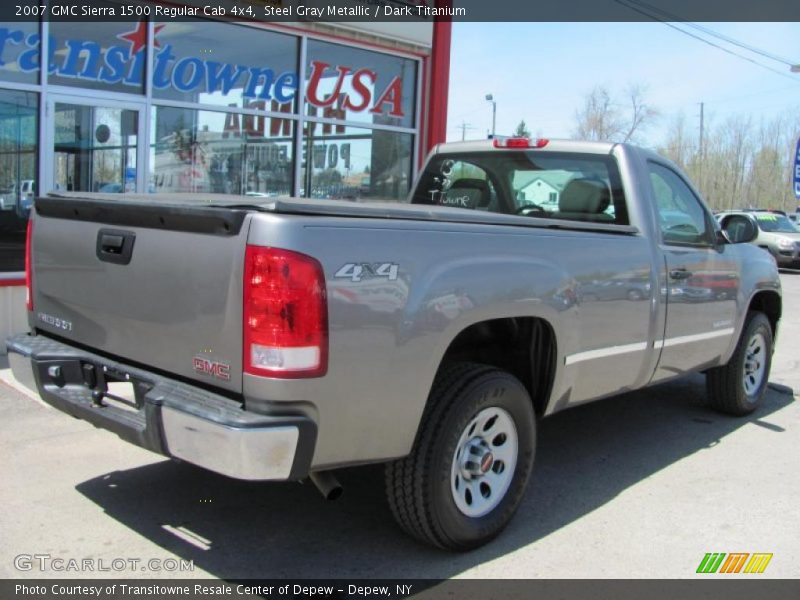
[518,177,561,207]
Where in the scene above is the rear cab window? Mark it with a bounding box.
[410,151,630,226]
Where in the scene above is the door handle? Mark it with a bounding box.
[669,268,692,280]
[96,228,135,265]
[100,234,124,254]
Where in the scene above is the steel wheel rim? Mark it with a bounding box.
[451,406,518,518]
[743,332,767,397]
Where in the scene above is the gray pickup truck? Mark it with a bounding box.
[7,138,781,550]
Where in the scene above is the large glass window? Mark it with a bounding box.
[0,22,39,85]
[302,124,412,202]
[0,89,37,272]
[150,106,294,196]
[48,21,145,94]
[53,103,138,193]
[0,20,423,270]
[306,40,417,129]
[153,20,298,112]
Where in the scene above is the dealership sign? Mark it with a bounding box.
[0,23,405,116]
[794,136,800,200]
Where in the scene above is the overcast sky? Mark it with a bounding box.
[445,22,800,147]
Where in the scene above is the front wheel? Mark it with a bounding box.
[706,312,773,416]
[385,363,536,550]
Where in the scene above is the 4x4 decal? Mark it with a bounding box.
[334,263,399,282]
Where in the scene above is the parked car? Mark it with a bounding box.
[97,183,123,193]
[9,139,781,550]
[0,180,35,213]
[717,210,800,268]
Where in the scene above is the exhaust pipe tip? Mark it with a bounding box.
[309,470,343,501]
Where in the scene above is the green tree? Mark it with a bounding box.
[513,120,531,138]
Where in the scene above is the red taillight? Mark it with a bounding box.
[243,246,328,378]
[25,217,32,311]
[492,137,549,149]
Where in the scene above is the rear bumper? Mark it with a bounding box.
[6,333,316,481]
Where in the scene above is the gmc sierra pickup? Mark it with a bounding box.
[7,138,781,550]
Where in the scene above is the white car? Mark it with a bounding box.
[0,180,35,211]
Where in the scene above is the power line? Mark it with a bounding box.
[662,24,797,82]
[683,22,797,68]
[613,0,800,83]
[656,23,796,83]
[619,0,798,67]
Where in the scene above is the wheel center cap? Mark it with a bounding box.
[461,438,493,478]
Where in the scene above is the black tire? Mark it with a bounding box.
[706,312,773,416]
[385,362,536,550]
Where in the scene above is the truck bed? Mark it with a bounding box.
[42,192,639,235]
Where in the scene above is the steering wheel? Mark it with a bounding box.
[515,203,546,216]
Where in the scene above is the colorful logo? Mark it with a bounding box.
[0,25,405,116]
[696,552,773,574]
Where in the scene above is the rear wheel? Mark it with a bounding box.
[706,312,773,416]
[385,363,536,550]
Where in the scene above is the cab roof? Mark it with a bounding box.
[431,138,619,156]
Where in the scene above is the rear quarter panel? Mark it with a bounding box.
[245,214,658,469]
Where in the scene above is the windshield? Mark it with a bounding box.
[754,213,797,233]
[411,151,629,225]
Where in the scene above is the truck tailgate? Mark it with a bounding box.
[30,195,250,394]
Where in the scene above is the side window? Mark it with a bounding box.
[412,159,497,211]
[648,162,711,246]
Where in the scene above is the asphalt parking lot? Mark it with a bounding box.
[1,273,798,580]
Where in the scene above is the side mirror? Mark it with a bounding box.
[721,216,758,244]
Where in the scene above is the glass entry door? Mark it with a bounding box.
[45,96,145,195]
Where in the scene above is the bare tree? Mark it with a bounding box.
[621,84,660,143]
[572,85,623,141]
[658,109,800,212]
[660,112,692,168]
[572,84,659,143]
[577,84,799,212]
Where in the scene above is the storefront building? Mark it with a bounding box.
[0,10,451,344]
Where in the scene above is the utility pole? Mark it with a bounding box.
[698,101,705,189]
[699,102,705,158]
[456,120,475,141]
